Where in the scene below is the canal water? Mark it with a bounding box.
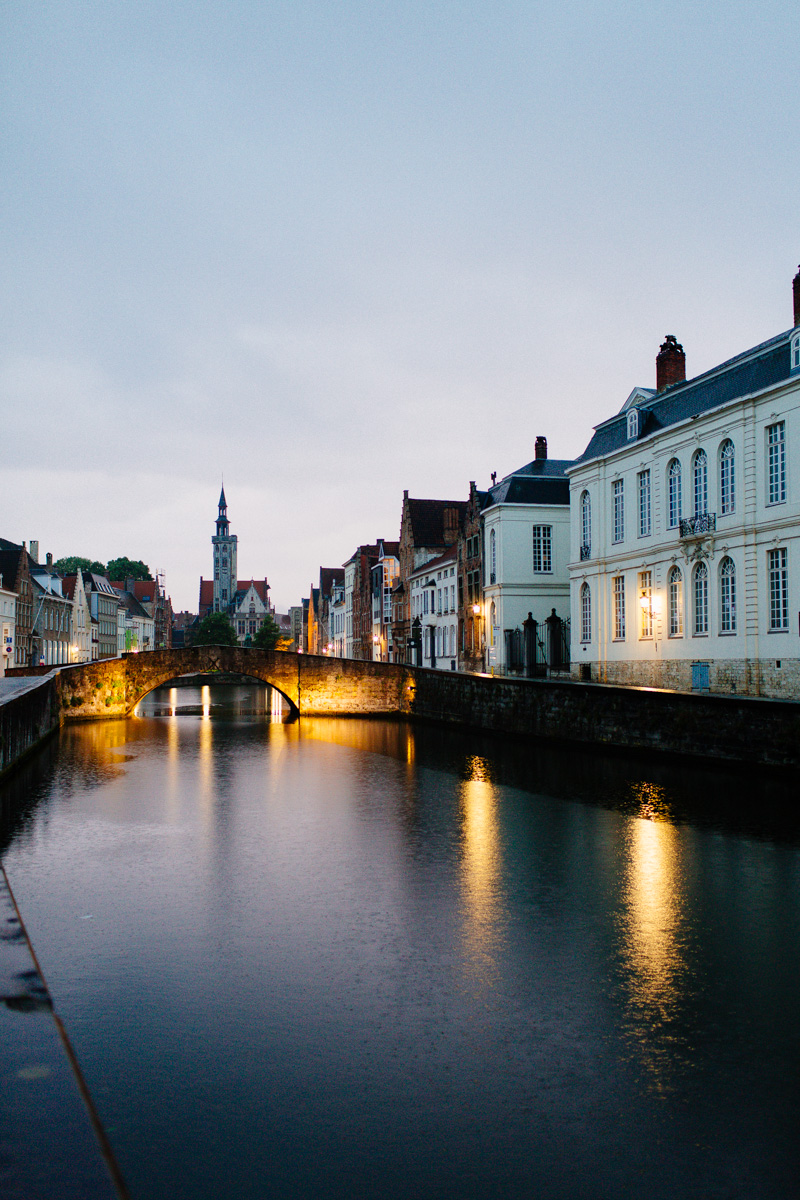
[1,681,799,1199]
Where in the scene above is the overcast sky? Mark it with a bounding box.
[3,0,799,613]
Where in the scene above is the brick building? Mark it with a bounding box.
[392,494,467,664]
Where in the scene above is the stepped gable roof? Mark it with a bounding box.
[406,498,467,546]
[577,329,793,464]
[319,567,344,597]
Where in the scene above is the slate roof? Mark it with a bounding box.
[577,329,794,464]
[0,540,25,591]
[235,580,270,602]
[114,589,151,619]
[406,499,467,546]
[409,543,458,581]
[485,457,573,508]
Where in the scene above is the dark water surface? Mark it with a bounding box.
[2,683,800,1199]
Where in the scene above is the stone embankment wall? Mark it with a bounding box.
[0,675,60,778]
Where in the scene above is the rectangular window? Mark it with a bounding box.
[613,480,624,543]
[613,576,625,640]
[638,470,651,537]
[768,548,788,630]
[767,422,786,504]
[532,525,552,573]
[638,570,652,639]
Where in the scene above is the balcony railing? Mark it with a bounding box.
[680,513,716,537]
[579,543,591,561]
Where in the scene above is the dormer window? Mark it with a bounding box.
[627,408,639,440]
[791,331,800,373]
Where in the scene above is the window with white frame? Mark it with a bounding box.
[613,575,625,640]
[532,525,552,573]
[489,529,496,583]
[768,548,788,630]
[580,490,591,557]
[638,470,651,537]
[791,332,800,372]
[627,409,639,440]
[638,570,652,638]
[612,479,624,543]
[667,459,682,528]
[580,582,591,642]
[719,440,735,515]
[693,562,708,635]
[767,422,786,504]
[719,557,736,633]
[489,600,496,645]
[693,449,708,516]
[668,565,683,637]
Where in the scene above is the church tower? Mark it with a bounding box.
[212,485,238,612]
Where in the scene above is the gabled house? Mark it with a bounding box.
[392,494,467,664]
[62,570,92,662]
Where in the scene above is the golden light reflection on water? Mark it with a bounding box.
[459,756,502,987]
[618,783,689,1094]
[197,702,214,832]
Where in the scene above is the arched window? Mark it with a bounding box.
[489,529,496,583]
[489,600,496,646]
[668,566,683,637]
[720,557,736,633]
[719,440,735,515]
[693,562,708,635]
[668,459,682,528]
[580,490,591,558]
[693,449,708,516]
[580,582,591,643]
[791,331,800,372]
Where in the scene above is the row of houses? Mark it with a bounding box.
[0,537,173,675]
[299,265,800,700]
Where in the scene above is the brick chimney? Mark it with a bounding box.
[29,540,39,563]
[793,264,800,327]
[46,552,52,569]
[656,335,685,392]
[535,436,547,460]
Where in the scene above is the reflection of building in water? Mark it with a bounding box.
[459,756,502,987]
[618,793,689,1094]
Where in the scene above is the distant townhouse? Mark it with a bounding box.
[369,541,399,661]
[482,437,574,675]
[457,481,489,672]
[0,583,15,675]
[342,543,383,660]
[113,587,155,653]
[567,265,800,699]
[62,570,92,662]
[29,551,72,667]
[408,544,459,669]
[392,494,466,665]
[84,574,123,660]
[0,539,34,666]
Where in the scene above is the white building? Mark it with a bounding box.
[0,584,15,676]
[568,267,800,699]
[330,581,346,658]
[343,555,356,660]
[63,569,92,662]
[409,545,459,670]
[370,541,400,661]
[482,439,573,675]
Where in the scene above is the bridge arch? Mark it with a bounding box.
[123,646,301,718]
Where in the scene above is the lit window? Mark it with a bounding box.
[668,566,683,637]
[613,575,625,640]
[667,459,682,528]
[612,480,624,543]
[719,440,735,515]
[719,558,736,633]
[638,570,652,638]
[693,562,708,635]
[532,525,552,573]
[768,548,788,630]
[638,470,651,537]
[767,422,786,504]
[580,582,591,642]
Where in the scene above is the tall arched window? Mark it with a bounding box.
[668,459,682,528]
[693,562,708,635]
[580,490,591,557]
[580,582,591,643]
[668,565,683,637]
[693,449,708,516]
[489,529,496,583]
[719,440,735,515]
[720,557,736,632]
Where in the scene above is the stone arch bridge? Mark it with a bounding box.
[55,646,417,721]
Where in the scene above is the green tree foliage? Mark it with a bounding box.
[106,557,152,582]
[252,614,282,650]
[54,556,106,575]
[192,611,239,647]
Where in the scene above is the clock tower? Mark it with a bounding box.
[212,485,238,612]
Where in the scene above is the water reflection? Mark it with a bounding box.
[459,756,502,986]
[618,796,689,1096]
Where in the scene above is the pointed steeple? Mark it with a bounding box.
[218,483,227,512]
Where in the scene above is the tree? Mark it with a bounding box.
[54,556,106,575]
[106,557,152,582]
[192,611,239,647]
[252,614,282,650]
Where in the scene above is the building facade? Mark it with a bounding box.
[568,268,800,699]
[0,539,34,667]
[0,584,15,675]
[409,545,459,670]
[392,494,466,664]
